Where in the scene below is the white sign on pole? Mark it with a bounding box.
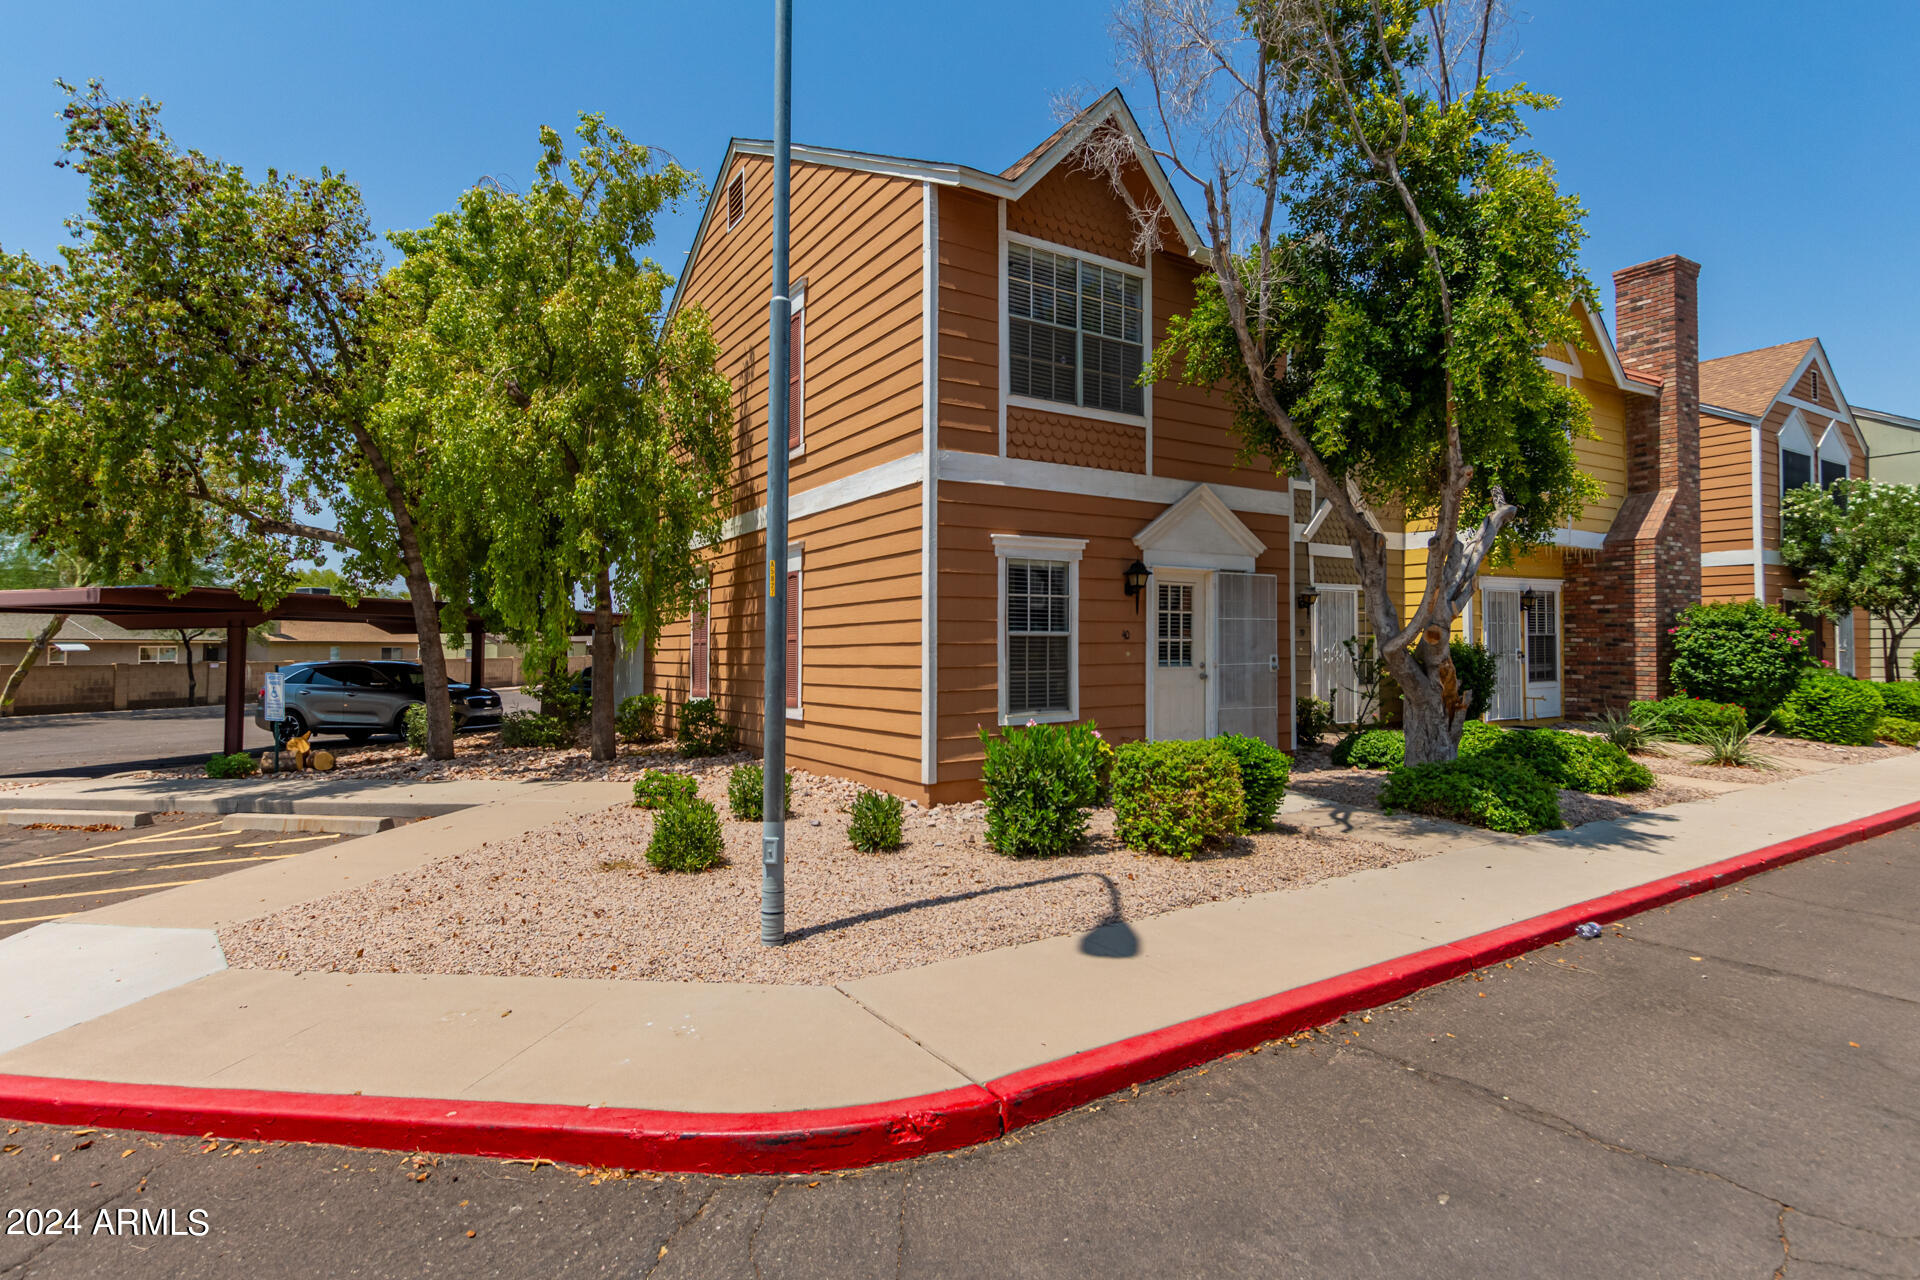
[264,672,286,722]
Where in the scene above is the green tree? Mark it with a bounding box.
[1782,479,1920,682]
[1111,0,1599,763]
[0,82,465,756]
[382,116,732,760]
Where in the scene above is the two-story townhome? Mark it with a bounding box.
[1297,256,1702,727]
[648,93,1294,804]
[1856,405,1920,679]
[1696,338,1870,675]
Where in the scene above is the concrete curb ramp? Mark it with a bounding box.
[2,798,1914,1175]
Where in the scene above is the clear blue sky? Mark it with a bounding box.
[4,0,1916,410]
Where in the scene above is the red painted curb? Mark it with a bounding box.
[0,1076,1003,1176]
[1,799,1915,1173]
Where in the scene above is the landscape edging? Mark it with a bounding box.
[2,798,1915,1174]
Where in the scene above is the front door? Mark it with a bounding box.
[1313,589,1359,725]
[1523,590,1562,719]
[1152,570,1209,740]
[1482,591,1526,721]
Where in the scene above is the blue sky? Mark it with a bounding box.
[4,1,1916,410]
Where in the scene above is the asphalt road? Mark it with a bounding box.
[0,692,538,778]
[0,816,347,938]
[2,827,1916,1279]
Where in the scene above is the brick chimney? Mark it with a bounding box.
[1562,255,1704,715]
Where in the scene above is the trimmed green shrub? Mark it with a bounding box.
[1380,757,1563,834]
[500,710,571,748]
[1450,640,1500,723]
[1474,728,1654,794]
[646,797,725,872]
[848,790,906,852]
[1773,672,1886,745]
[616,693,664,743]
[632,769,698,809]
[1111,739,1246,859]
[1215,733,1292,830]
[978,722,1103,858]
[1631,695,1747,741]
[1458,719,1507,755]
[675,697,735,757]
[528,672,589,727]
[1668,600,1816,723]
[206,751,259,779]
[1874,716,1920,747]
[1875,682,1920,722]
[1335,728,1404,770]
[1296,696,1338,749]
[404,702,429,753]
[727,762,793,821]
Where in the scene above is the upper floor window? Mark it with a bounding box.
[1781,447,1813,496]
[1008,243,1144,417]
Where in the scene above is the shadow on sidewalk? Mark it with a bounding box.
[791,869,1139,958]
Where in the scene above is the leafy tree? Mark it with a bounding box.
[1782,479,1920,682]
[0,82,464,756]
[382,116,732,760]
[1109,0,1598,763]
[0,537,96,714]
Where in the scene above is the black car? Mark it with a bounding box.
[254,660,503,743]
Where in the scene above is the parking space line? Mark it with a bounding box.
[0,879,210,906]
[8,845,229,868]
[0,912,77,926]
[0,853,297,887]
[231,834,343,848]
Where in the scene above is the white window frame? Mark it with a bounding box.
[785,549,804,721]
[138,645,178,665]
[992,533,1086,726]
[789,278,807,459]
[1816,423,1851,491]
[1779,409,1817,499]
[45,645,67,666]
[1001,230,1153,431]
[690,574,712,701]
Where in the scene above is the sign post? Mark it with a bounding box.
[263,672,287,772]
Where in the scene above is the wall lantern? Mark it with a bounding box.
[1520,586,1537,611]
[1123,560,1151,612]
[1296,584,1321,611]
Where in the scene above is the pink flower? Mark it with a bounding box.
[1788,637,1801,646]
[1092,729,1103,740]
[1025,719,1038,728]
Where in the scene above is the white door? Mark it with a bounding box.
[1313,590,1359,725]
[1216,573,1280,745]
[1523,589,1562,719]
[1152,571,1208,740]
[1482,590,1526,721]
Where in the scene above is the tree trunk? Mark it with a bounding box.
[590,566,616,762]
[2,614,66,716]
[400,560,456,759]
[1384,625,1469,767]
[177,630,198,707]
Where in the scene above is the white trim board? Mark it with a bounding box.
[919,180,939,788]
[722,452,924,541]
[938,450,1292,517]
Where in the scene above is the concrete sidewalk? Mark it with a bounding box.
[0,753,1915,1171]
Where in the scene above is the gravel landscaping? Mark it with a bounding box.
[219,763,1429,986]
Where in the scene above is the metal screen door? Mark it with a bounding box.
[1482,590,1525,721]
[1216,572,1279,745]
[1313,589,1359,725]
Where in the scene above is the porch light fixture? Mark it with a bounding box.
[1296,585,1321,611]
[1520,586,1537,611]
[1123,559,1150,609]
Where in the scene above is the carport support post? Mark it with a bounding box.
[468,618,485,690]
[222,620,246,755]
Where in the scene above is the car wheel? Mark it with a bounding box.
[279,709,309,739]
[343,730,372,745]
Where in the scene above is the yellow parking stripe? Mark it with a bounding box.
[231,834,341,849]
[0,912,77,925]
[0,853,296,887]
[8,844,228,869]
[0,879,208,906]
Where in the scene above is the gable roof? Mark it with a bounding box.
[675,90,1206,316]
[1699,339,1817,418]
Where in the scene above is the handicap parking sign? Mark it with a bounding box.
[264,672,286,722]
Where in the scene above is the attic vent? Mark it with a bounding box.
[726,172,745,230]
[1807,366,1820,401]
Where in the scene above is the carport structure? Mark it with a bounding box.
[0,587,539,754]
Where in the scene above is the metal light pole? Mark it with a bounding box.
[761,0,793,946]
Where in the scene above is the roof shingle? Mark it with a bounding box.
[1699,339,1816,418]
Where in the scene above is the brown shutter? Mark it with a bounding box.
[786,571,800,709]
[788,312,803,452]
[689,592,709,699]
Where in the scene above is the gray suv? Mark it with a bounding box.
[255,660,503,744]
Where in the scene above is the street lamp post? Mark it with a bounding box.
[761,0,793,947]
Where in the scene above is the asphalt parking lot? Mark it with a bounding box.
[0,816,345,939]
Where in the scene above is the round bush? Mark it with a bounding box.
[1668,600,1816,724]
[500,710,570,748]
[1875,682,1920,722]
[1450,640,1500,723]
[977,722,1103,857]
[1458,719,1507,755]
[404,702,429,753]
[1380,758,1563,834]
[1874,716,1920,747]
[1110,739,1245,859]
[1215,733,1292,830]
[616,693,663,743]
[847,790,906,852]
[1774,672,1886,745]
[727,762,792,821]
[1334,728,1404,770]
[1471,729,1651,794]
[632,769,698,809]
[676,697,736,757]
[646,797,725,872]
[205,751,259,779]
